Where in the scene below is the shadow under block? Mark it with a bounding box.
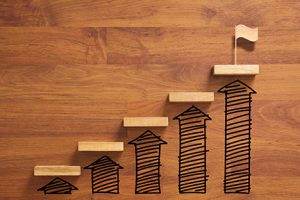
[78,141,124,151]
[169,92,214,102]
[213,64,259,75]
[34,166,81,176]
[123,117,168,127]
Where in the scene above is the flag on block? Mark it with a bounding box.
[235,24,258,42]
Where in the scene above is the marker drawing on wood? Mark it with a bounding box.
[84,156,123,194]
[37,177,78,195]
[129,130,167,194]
[218,80,256,194]
[174,106,211,193]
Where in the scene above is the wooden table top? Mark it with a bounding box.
[0,0,299,199]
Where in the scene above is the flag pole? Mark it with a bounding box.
[234,25,237,65]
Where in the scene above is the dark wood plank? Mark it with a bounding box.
[0,27,107,65]
[0,0,299,27]
[1,1,300,199]
[107,27,300,65]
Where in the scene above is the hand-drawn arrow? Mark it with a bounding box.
[174,105,211,193]
[84,156,123,194]
[218,80,256,194]
[129,130,167,194]
[37,177,78,195]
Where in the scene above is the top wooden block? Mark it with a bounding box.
[123,117,168,127]
[213,64,259,75]
[169,92,214,102]
[34,166,81,176]
[78,141,124,151]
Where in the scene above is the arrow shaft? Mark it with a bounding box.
[91,167,120,193]
[134,144,162,194]
[224,93,251,194]
[178,117,208,193]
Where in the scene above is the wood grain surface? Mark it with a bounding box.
[0,0,299,199]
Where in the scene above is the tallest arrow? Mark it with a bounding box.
[218,80,256,194]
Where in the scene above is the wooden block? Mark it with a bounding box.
[213,65,259,75]
[34,166,81,176]
[124,117,168,127]
[169,92,214,102]
[78,142,124,151]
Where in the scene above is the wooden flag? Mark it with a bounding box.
[235,24,258,42]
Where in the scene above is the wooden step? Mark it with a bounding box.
[124,117,168,127]
[213,64,259,75]
[34,166,81,176]
[78,141,124,151]
[169,92,214,102]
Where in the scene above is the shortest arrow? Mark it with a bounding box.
[85,156,123,194]
[37,177,78,195]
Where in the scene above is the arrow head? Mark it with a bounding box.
[84,156,123,170]
[37,177,78,191]
[128,130,167,145]
[218,80,256,94]
[174,105,211,121]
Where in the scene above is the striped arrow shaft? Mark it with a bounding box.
[91,166,120,193]
[135,144,162,194]
[224,92,252,194]
[178,114,208,193]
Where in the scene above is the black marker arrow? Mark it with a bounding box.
[84,156,123,194]
[174,105,211,193]
[129,130,167,194]
[37,177,78,195]
[218,80,256,194]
